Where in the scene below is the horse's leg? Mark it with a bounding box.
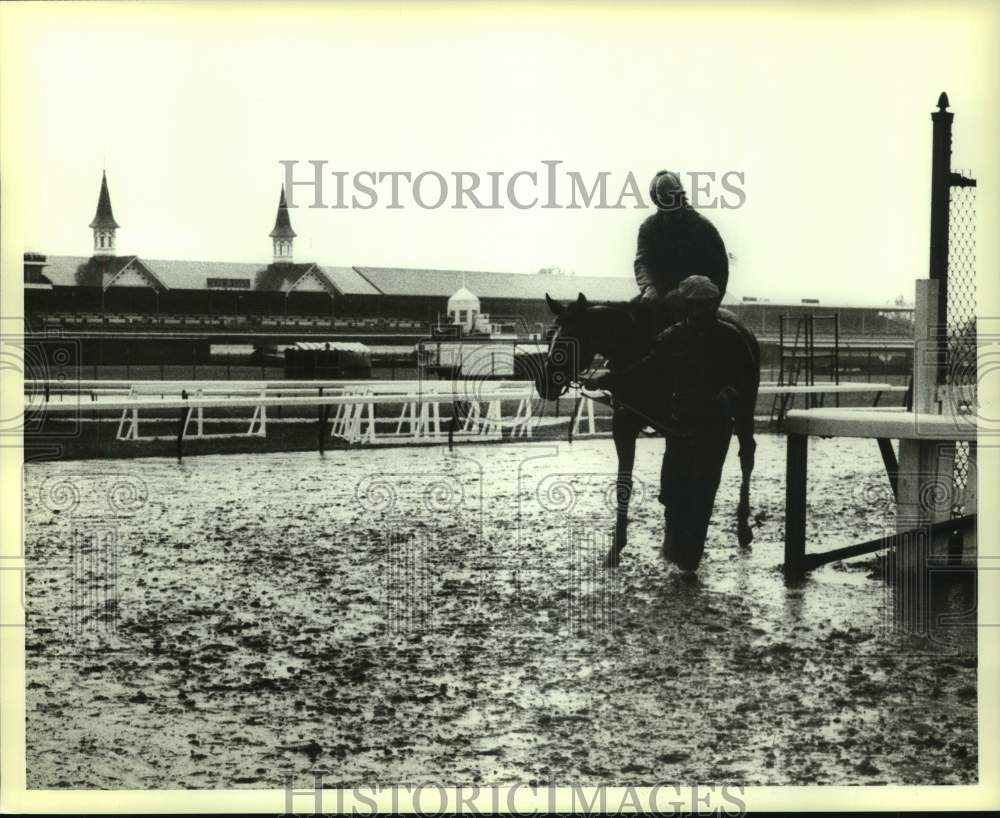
[606,410,638,568]
[735,414,757,550]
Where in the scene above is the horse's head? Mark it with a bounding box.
[533,292,598,400]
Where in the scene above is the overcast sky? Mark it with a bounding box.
[2,1,996,304]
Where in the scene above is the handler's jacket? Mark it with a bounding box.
[634,207,729,299]
[603,317,756,430]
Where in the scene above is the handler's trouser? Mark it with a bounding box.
[659,421,733,570]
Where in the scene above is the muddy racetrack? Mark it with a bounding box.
[24,434,977,788]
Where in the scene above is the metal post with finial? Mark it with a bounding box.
[929,92,953,383]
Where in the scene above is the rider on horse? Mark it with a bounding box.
[584,275,757,571]
[635,171,729,306]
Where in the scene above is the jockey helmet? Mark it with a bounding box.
[650,170,685,209]
[677,275,720,302]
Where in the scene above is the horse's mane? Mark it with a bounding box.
[586,297,684,341]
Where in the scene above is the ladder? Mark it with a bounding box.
[770,312,841,429]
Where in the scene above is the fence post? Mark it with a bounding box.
[318,387,328,454]
[177,389,190,461]
[913,279,941,415]
[929,92,953,384]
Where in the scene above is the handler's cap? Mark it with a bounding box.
[650,170,685,209]
[677,275,720,301]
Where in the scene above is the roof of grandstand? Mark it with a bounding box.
[29,253,910,310]
[253,263,327,291]
[353,266,646,303]
[733,296,914,310]
[37,254,651,302]
[39,256,381,296]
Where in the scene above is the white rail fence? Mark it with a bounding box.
[25,379,907,447]
[27,381,553,445]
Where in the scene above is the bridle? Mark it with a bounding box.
[544,322,608,444]
[545,324,601,398]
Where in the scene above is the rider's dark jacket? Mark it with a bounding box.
[600,316,756,431]
[634,207,729,299]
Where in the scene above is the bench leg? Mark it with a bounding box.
[784,432,808,578]
[877,437,899,497]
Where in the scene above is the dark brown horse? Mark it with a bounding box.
[534,292,760,569]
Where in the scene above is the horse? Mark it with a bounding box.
[533,291,760,570]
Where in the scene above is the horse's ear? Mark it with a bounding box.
[576,292,587,308]
[545,293,564,315]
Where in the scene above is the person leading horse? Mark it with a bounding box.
[536,168,754,573]
[580,276,757,571]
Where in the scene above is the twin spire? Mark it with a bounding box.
[89,173,296,263]
[89,171,119,256]
[269,186,296,263]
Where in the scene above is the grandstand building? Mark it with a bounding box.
[23,171,915,378]
[25,172,644,334]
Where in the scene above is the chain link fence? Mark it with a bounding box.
[946,176,977,391]
[946,172,977,512]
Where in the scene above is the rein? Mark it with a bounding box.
[567,353,606,444]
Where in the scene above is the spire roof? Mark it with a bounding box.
[89,171,120,230]
[269,186,297,239]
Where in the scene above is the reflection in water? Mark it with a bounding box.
[881,552,977,651]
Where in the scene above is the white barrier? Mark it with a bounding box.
[26,377,908,449]
[114,385,269,442]
[28,385,543,447]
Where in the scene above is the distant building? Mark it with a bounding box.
[23,171,914,340]
[447,286,480,332]
[24,172,643,329]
